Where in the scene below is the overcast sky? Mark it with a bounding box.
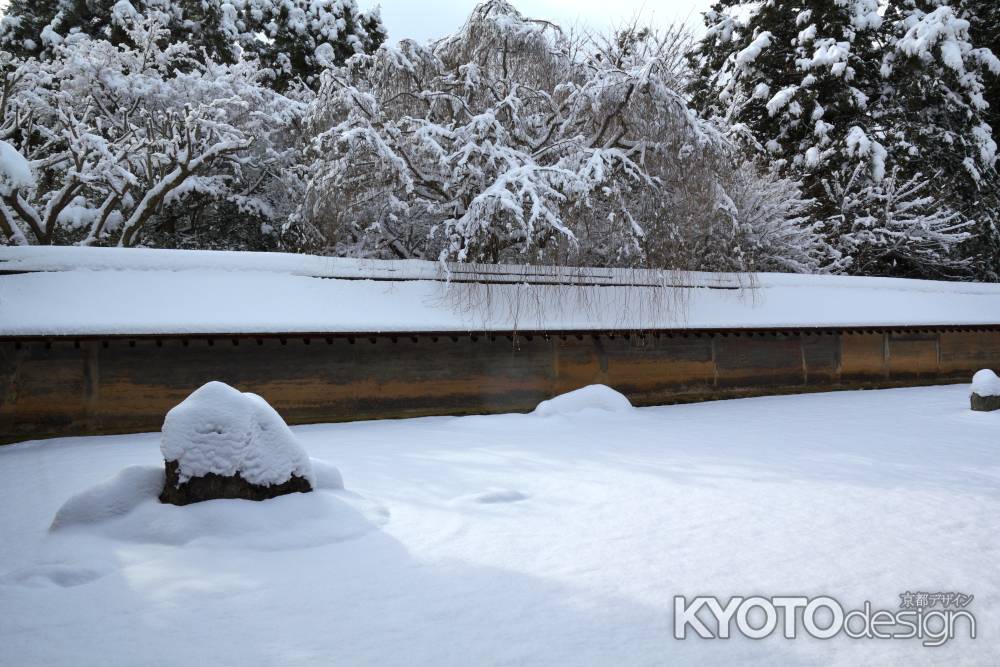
[0,1,715,43]
[359,0,714,44]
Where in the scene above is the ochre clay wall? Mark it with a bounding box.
[2,326,998,444]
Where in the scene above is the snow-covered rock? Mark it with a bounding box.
[971,369,1000,412]
[159,381,317,505]
[533,384,633,417]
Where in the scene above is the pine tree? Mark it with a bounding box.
[961,0,1000,133]
[690,0,980,279]
[0,0,386,91]
[0,0,63,56]
[0,0,214,60]
[243,1,387,92]
[882,0,1000,279]
[693,1,886,194]
[690,1,891,268]
[958,0,1000,279]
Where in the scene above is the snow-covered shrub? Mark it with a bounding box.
[534,384,633,417]
[0,14,310,248]
[160,381,317,505]
[0,0,385,92]
[716,161,833,273]
[0,139,33,195]
[0,139,34,244]
[297,1,821,273]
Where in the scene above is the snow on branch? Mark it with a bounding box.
[298,0,811,273]
[0,15,307,247]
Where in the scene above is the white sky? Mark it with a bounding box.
[360,0,714,44]
[0,1,714,42]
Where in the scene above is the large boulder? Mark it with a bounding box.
[970,369,1000,412]
[159,382,315,506]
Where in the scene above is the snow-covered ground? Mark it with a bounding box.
[1,384,998,665]
[3,246,1000,335]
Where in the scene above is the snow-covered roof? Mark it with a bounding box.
[1,246,998,336]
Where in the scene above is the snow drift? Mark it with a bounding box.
[49,459,371,550]
[534,384,633,416]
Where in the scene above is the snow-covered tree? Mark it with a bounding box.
[0,0,386,91]
[0,14,309,247]
[298,0,823,273]
[690,0,984,279]
[961,0,1000,131]
[881,0,1000,280]
[958,0,1000,279]
[0,139,35,245]
[824,165,971,277]
[246,0,386,91]
[691,0,885,188]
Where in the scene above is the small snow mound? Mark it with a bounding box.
[971,369,1000,397]
[311,458,345,490]
[534,384,633,417]
[161,381,314,487]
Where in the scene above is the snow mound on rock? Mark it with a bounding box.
[49,460,380,550]
[534,384,633,416]
[972,369,1000,397]
[161,381,314,487]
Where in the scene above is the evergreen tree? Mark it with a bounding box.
[1,0,218,60]
[245,0,386,91]
[0,0,386,91]
[692,1,886,197]
[958,0,1000,279]
[961,0,1000,133]
[882,0,999,279]
[690,0,980,279]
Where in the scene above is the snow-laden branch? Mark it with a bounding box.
[0,15,307,248]
[298,0,801,272]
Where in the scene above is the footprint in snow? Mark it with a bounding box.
[465,490,529,504]
[0,564,108,588]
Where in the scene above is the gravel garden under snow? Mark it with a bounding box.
[1,384,998,665]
